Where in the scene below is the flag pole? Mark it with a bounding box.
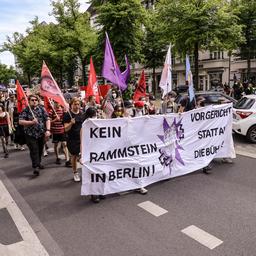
[47,97,59,119]
[19,83,36,120]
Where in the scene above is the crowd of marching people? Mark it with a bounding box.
[0,33,239,203]
[0,87,171,202]
[0,85,233,201]
[0,85,200,202]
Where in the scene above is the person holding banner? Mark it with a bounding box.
[19,95,51,176]
[63,97,85,182]
[81,107,104,203]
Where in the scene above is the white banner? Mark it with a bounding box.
[81,104,235,195]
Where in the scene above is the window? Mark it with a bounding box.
[234,97,255,109]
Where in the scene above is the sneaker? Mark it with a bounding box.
[20,146,25,151]
[55,158,61,165]
[203,167,211,174]
[33,168,40,176]
[43,151,48,157]
[38,164,45,169]
[73,172,81,182]
[138,187,148,195]
[91,195,100,203]
[222,158,233,164]
[65,160,72,167]
[4,153,9,158]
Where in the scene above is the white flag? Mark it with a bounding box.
[159,44,172,97]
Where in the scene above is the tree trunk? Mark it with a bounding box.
[59,66,63,89]
[194,41,199,91]
[247,49,251,81]
[27,73,31,87]
[81,58,87,86]
[228,51,231,86]
[152,66,156,96]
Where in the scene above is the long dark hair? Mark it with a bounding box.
[84,107,97,120]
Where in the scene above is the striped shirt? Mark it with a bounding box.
[49,108,65,134]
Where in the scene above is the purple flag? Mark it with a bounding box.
[102,32,128,91]
[121,55,130,84]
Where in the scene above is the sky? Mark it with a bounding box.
[0,0,89,67]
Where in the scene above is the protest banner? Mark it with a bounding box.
[81,103,235,195]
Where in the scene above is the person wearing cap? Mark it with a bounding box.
[134,101,145,117]
[123,100,134,117]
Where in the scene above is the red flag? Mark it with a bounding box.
[133,70,147,101]
[16,81,28,113]
[40,61,69,110]
[44,96,52,113]
[86,57,100,104]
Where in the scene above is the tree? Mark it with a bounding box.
[0,64,16,85]
[3,31,40,86]
[157,0,243,90]
[234,0,256,81]
[142,10,167,95]
[94,0,146,72]
[51,0,97,85]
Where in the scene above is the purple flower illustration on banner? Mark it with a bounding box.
[158,117,185,174]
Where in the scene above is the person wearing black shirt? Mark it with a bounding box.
[63,98,85,182]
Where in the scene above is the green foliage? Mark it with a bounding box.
[158,0,242,52]
[0,64,16,85]
[1,0,97,87]
[94,0,146,71]
[233,0,256,79]
[51,0,98,85]
[157,0,244,88]
[142,10,167,69]
[122,84,133,100]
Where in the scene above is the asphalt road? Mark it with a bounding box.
[0,133,255,256]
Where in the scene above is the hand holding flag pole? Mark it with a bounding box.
[47,97,59,119]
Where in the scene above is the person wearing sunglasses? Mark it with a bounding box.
[19,94,51,176]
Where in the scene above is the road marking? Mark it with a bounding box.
[138,201,168,217]
[0,180,49,256]
[181,225,223,250]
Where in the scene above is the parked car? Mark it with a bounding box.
[232,95,256,143]
[175,91,237,106]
